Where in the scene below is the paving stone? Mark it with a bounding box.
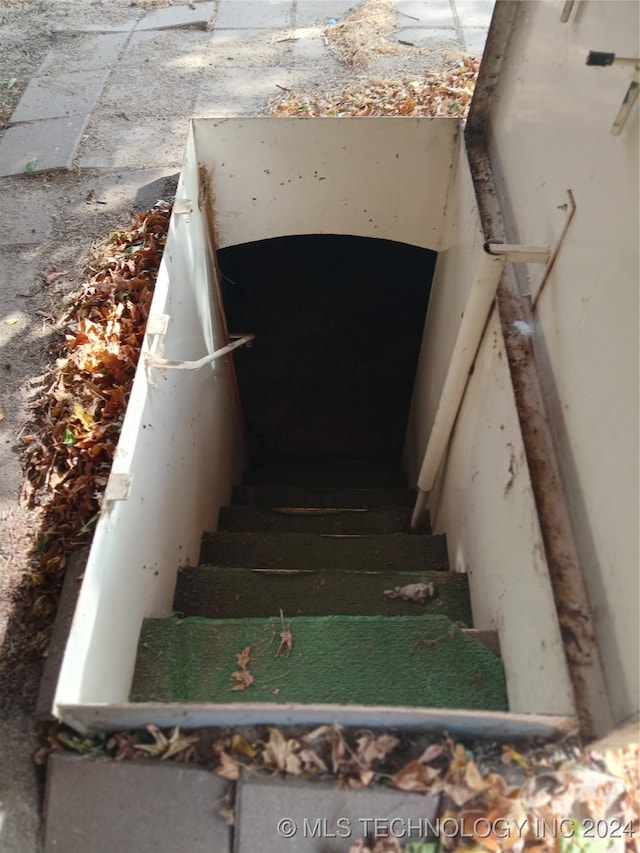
[463,26,490,56]
[101,65,200,117]
[193,98,266,117]
[0,115,90,177]
[39,32,129,74]
[44,753,232,853]
[236,777,441,852]
[291,30,330,61]
[9,69,108,123]
[215,0,293,30]
[0,186,54,245]
[135,1,215,30]
[52,22,137,34]
[396,26,462,48]
[36,548,89,721]
[391,0,455,28]
[90,168,180,211]
[194,67,304,112]
[208,29,292,67]
[0,715,42,853]
[75,115,188,170]
[294,0,356,27]
[454,0,495,28]
[119,27,213,69]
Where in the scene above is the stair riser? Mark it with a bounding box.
[199,532,448,572]
[242,470,407,488]
[233,485,416,508]
[174,567,472,622]
[217,506,426,535]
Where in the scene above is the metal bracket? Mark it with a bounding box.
[104,473,132,502]
[559,0,575,23]
[587,51,640,136]
[146,314,170,337]
[145,333,255,374]
[484,242,551,264]
[172,198,193,216]
[531,189,577,310]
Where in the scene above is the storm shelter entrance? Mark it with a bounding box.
[219,235,437,466]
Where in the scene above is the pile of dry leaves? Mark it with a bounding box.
[38,722,638,851]
[268,57,480,119]
[323,0,400,69]
[20,203,171,649]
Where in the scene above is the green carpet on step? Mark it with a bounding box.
[131,615,507,710]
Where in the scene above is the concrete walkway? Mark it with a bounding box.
[0,0,493,176]
[0,0,493,850]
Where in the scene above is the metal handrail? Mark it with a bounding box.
[146,333,255,372]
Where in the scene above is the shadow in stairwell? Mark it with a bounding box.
[218,234,437,466]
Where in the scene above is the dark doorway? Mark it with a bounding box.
[218,235,436,467]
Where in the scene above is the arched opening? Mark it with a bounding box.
[219,234,437,467]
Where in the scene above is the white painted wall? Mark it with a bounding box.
[54,126,246,710]
[430,308,575,715]
[193,117,459,251]
[486,0,639,726]
[405,139,576,716]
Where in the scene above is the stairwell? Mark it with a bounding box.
[130,461,507,712]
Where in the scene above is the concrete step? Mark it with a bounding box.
[232,484,416,508]
[242,468,407,488]
[248,454,402,472]
[198,531,448,572]
[217,505,426,534]
[130,614,508,710]
[174,566,472,622]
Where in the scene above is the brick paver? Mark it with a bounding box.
[44,753,232,853]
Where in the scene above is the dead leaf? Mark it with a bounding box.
[348,768,375,787]
[420,743,444,763]
[261,727,302,775]
[383,582,435,602]
[392,742,444,792]
[232,733,257,758]
[392,758,441,792]
[106,732,139,761]
[276,608,293,657]
[4,318,18,325]
[356,733,400,765]
[230,646,255,691]
[465,759,488,792]
[349,842,373,853]
[214,742,241,780]
[299,747,328,773]
[133,724,198,760]
[371,840,403,853]
[46,269,69,285]
[502,744,532,771]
